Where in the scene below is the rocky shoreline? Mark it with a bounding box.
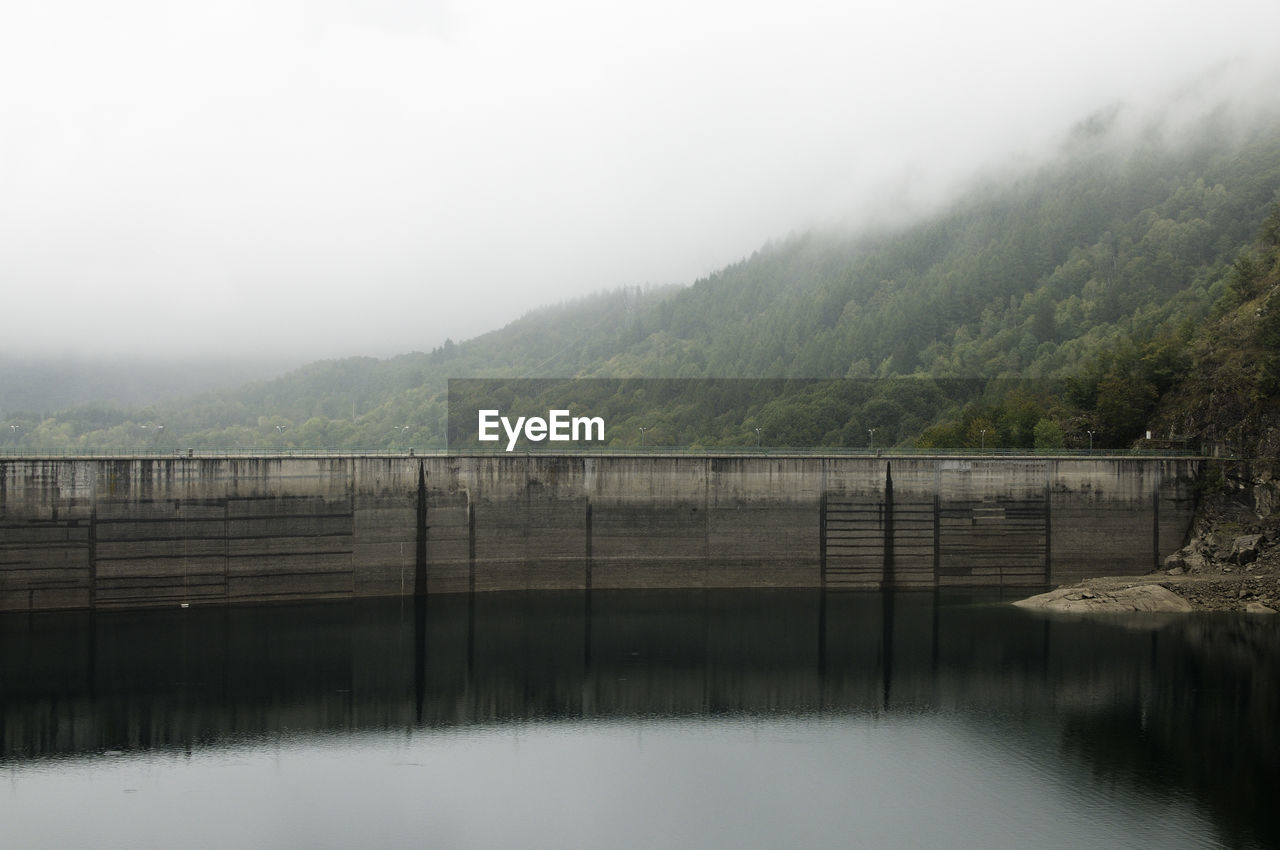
[1017,518,1280,614]
[1018,454,1280,614]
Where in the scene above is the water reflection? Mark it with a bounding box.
[2,590,1278,847]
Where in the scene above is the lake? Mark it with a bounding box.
[2,590,1277,848]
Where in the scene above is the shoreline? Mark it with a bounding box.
[1016,561,1280,613]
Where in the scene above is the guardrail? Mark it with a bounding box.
[0,445,1204,458]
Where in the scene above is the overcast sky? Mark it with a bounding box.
[3,0,1279,362]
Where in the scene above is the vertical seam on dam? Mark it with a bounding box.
[1044,478,1052,585]
[88,503,98,609]
[467,499,476,594]
[223,499,230,604]
[819,490,828,590]
[819,458,828,591]
[883,462,895,590]
[932,491,941,589]
[415,461,428,598]
[1152,476,1161,573]
[703,457,711,566]
[523,456,531,590]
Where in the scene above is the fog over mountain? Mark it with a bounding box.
[0,355,302,417]
[3,0,1279,363]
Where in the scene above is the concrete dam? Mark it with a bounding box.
[0,454,1199,612]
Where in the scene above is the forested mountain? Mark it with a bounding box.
[5,103,1280,453]
[1149,204,1280,457]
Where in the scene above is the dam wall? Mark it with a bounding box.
[0,455,1200,611]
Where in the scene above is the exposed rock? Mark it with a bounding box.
[1231,534,1263,564]
[1166,565,1185,576]
[1246,602,1277,614]
[1254,482,1280,517]
[1168,545,1210,573]
[1015,583,1193,613]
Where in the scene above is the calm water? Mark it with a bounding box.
[2,590,1278,849]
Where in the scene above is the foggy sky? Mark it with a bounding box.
[3,0,1279,361]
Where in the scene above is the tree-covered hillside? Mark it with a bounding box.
[1149,202,1280,456]
[5,105,1280,453]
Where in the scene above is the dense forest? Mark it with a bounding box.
[4,104,1280,454]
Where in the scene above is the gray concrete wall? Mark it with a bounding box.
[0,455,1200,611]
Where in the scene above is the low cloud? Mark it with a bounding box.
[2,0,1278,360]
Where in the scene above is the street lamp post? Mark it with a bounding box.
[139,423,163,450]
[639,426,649,448]
[754,427,764,448]
[868,428,877,452]
[980,429,987,452]
[393,425,413,454]
[1087,430,1096,453]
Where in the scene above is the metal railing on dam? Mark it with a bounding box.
[0,446,1201,458]
[0,453,1200,612]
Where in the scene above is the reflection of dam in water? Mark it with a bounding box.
[0,590,1271,750]
[3,590,1278,844]
[1,455,1198,611]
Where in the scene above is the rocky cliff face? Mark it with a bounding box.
[1151,422,1280,612]
[1163,457,1278,570]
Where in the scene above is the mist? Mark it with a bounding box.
[3,0,1279,362]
